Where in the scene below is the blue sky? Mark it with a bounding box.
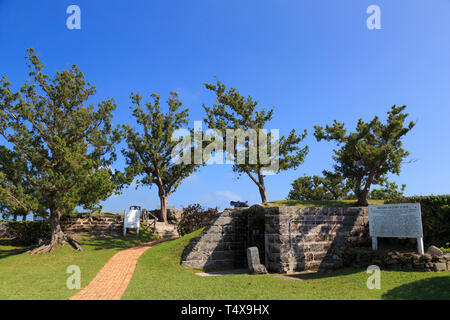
[1,0,449,212]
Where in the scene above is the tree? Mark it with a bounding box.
[287,171,350,201]
[314,105,415,206]
[203,80,309,203]
[0,49,121,253]
[369,179,406,200]
[287,175,327,201]
[321,170,352,200]
[121,92,200,223]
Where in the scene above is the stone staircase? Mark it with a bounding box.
[154,221,179,238]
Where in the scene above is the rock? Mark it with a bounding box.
[247,246,268,274]
[432,263,447,272]
[150,209,183,224]
[426,245,443,258]
[420,253,432,262]
[252,264,268,274]
[443,253,450,260]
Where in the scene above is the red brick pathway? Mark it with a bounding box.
[70,236,178,300]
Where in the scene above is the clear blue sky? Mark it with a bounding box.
[1,0,449,212]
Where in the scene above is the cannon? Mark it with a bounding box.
[230,201,249,208]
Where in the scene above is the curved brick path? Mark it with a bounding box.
[70,236,178,300]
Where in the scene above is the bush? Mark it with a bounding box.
[177,204,218,236]
[386,195,450,247]
[7,221,51,245]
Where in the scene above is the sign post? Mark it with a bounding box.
[368,203,424,254]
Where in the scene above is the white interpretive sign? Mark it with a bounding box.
[368,203,424,254]
[123,206,141,236]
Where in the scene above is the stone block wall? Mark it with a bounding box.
[61,213,124,234]
[265,206,370,273]
[181,208,248,271]
[181,205,370,273]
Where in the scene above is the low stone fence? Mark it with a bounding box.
[61,213,124,234]
[344,247,450,272]
[0,213,124,241]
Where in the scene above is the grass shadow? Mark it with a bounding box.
[81,229,159,251]
[0,239,28,259]
[382,276,450,300]
[280,267,364,280]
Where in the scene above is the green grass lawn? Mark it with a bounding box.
[123,230,450,300]
[264,199,386,208]
[0,230,157,300]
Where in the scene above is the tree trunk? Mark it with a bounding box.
[29,208,82,254]
[356,171,375,207]
[49,210,65,246]
[356,189,369,206]
[160,195,168,223]
[257,170,268,203]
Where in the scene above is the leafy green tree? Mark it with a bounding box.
[321,170,352,200]
[314,105,415,206]
[121,92,200,223]
[0,49,121,253]
[287,175,327,201]
[203,80,309,203]
[287,171,350,201]
[369,179,406,200]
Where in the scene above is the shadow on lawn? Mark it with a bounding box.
[0,239,28,259]
[382,276,450,300]
[279,268,363,280]
[82,231,158,251]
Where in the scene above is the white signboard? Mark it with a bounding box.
[368,203,424,254]
[123,208,141,236]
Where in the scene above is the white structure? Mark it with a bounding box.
[123,206,142,236]
[368,203,424,254]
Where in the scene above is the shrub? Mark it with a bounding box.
[386,195,450,247]
[7,221,51,245]
[177,204,218,236]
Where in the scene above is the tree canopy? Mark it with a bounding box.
[287,171,351,201]
[0,49,121,252]
[121,92,200,223]
[314,105,415,206]
[203,80,309,203]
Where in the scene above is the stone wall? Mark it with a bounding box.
[344,247,450,272]
[0,214,124,239]
[181,208,248,271]
[181,205,370,273]
[61,213,124,234]
[264,206,369,273]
